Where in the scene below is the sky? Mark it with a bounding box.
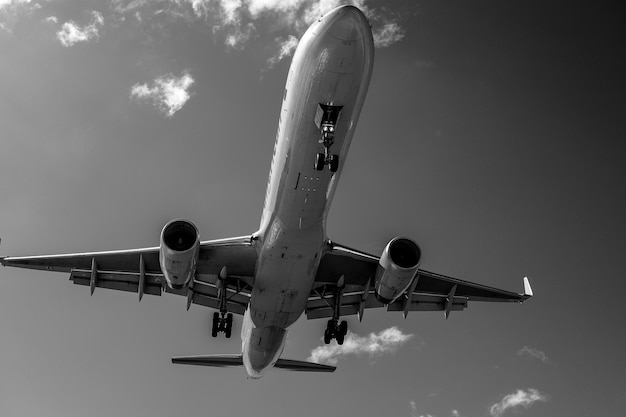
[1,1,624,416]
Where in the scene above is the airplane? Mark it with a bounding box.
[0,5,532,379]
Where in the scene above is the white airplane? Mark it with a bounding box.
[1,6,532,379]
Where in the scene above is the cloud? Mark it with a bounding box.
[307,326,413,365]
[410,401,435,417]
[267,35,299,67]
[44,16,57,24]
[517,346,550,363]
[0,0,33,10]
[451,410,461,417]
[130,72,195,117]
[110,0,406,57]
[489,388,547,417]
[0,0,41,33]
[57,11,104,47]
[373,21,404,48]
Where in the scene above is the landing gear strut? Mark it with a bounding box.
[323,282,348,345]
[211,266,233,338]
[314,104,343,173]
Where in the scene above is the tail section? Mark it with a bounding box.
[171,354,336,373]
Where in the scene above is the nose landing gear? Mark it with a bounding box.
[314,104,343,172]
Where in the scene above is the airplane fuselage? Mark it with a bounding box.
[240,6,374,378]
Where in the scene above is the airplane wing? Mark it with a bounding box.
[306,241,532,320]
[0,236,257,315]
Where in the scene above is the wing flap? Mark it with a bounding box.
[386,294,468,312]
[305,290,469,319]
[70,269,163,296]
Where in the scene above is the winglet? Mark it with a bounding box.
[522,277,533,299]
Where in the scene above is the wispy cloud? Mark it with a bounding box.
[517,346,550,363]
[44,16,58,24]
[267,35,299,68]
[0,0,41,33]
[130,72,195,117]
[110,0,406,61]
[57,11,104,47]
[489,388,547,417]
[373,21,404,48]
[410,401,435,417]
[308,326,413,365]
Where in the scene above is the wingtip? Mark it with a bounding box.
[523,276,533,298]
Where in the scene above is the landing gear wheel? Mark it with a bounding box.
[336,332,345,345]
[225,313,233,338]
[329,154,339,172]
[211,312,219,337]
[315,153,325,171]
[324,328,332,344]
[339,320,348,336]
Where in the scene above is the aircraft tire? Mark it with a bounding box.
[315,153,325,171]
[339,320,348,336]
[324,328,332,344]
[329,154,339,172]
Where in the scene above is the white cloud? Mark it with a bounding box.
[0,0,32,10]
[267,35,299,67]
[57,11,104,47]
[109,0,405,54]
[44,16,57,24]
[373,21,404,48]
[517,346,550,363]
[410,401,435,417]
[307,326,413,365]
[130,72,195,117]
[0,0,40,33]
[489,388,547,417]
[0,0,29,8]
[451,410,460,417]
[111,0,152,15]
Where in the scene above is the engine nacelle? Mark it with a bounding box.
[374,237,421,304]
[159,219,200,290]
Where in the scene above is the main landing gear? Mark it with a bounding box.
[211,266,233,338]
[314,104,343,173]
[212,312,233,338]
[323,281,348,345]
[324,318,348,345]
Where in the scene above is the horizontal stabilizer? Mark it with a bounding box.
[171,354,335,372]
[274,358,336,372]
[172,354,243,367]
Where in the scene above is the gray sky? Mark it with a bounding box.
[1,1,624,416]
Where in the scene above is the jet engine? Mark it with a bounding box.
[159,219,200,290]
[374,237,421,304]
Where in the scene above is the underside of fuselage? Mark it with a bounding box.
[241,5,375,378]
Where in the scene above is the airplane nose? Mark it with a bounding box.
[324,5,370,41]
